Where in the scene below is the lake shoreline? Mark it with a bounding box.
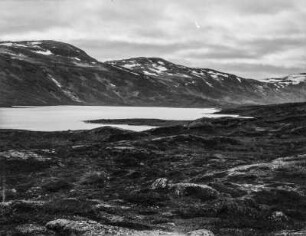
[85,118,191,127]
[0,106,225,131]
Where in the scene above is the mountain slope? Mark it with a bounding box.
[0,41,305,107]
[0,41,199,107]
[107,57,306,105]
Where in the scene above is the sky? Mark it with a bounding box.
[0,0,305,79]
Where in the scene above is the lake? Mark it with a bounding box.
[0,106,239,131]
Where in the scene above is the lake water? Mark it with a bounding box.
[0,106,239,131]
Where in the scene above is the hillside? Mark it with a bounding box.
[0,41,194,107]
[0,40,305,107]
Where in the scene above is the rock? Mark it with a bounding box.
[46,219,184,235]
[79,170,109,186]
[151,178,219,200]
[15,224,53,235]
[151,178,169,190]
[187,229,215,236]
[151,179,219,201]
[273,229,306,235]
[0,150,51,161]
[269,211,289,222]
[46,219,93,234]
[170,183,219,201]
[26,186,43,195]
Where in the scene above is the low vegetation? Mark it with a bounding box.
[0,102,306,235]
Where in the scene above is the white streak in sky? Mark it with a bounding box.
[194,20,201,29]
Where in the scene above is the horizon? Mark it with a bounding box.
[0,0,305,80]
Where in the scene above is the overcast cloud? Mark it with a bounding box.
[0,0,305,79]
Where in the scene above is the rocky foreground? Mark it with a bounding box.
[0,102,306,235]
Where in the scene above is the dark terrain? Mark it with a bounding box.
[1,40,305,108]
[1,102,306,235]
[86,118,190,127]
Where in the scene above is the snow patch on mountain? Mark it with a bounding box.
[0,42,42,49]
[111,65,139,76]
[29,42,41,46]
[208,71,229,79]
[63,90,82,102]
[0,48,28,60]
[149,64,168,74]
[264,74,306,86]
[33,50,53,55]
[0,42,28,48]
[123,62,168,75]
[47,74,82,102]
[236,77,242,82]
[0,41,55,56]
[0,42,13,47]
[143,71,157,76]
[121,63,140,69]
[177,74,191,78]
[210,74,219,80]
[108,58,178,77]
[286,74,306,84]
[206,81,213,87]
[48,75,62,88]
[191,71,205,78]
[184,81,196,86]
[72,61,98,68]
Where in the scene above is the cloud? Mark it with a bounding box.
[0,0,305,79]
[221,0,297,15]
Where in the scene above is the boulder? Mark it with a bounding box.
[151,179,219,201]
[0,150,50,161]
[151,178,169,190]
[269,211,289,223]
[273,230,306,236]
[187,229,215,236]
[170,183,219,201]
[15,224,53,235]
[79,170,109,186]
[46,219,184,236]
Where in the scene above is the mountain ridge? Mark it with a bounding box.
[0,40,305,107]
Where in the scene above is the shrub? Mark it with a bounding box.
[123,189,169,206]
[43,198,96,217]
[41,178,72,192]
[79,171,108,187]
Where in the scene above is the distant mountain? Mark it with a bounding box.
[0,40,305,107]
[0,41,187,107]
[263,73,306,86]
[107,57,306,105]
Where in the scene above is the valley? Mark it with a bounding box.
[1,1,305,235]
